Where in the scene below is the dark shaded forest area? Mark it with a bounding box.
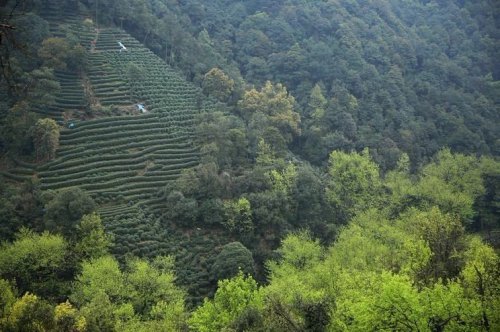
[0,0,499,331]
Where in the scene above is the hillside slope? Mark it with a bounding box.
[0,6,228,303]
[89,0,499,168]
[3,10,213,211]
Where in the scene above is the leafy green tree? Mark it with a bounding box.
[38,37,86,71]
[54,301,86,332]
[239,81,301,146]
[264,232,328,331]
[76,291,118,332]
[308,83,327,119]
[268,164,297,195]
[1,102,36,154]
[163,190,198,226]
[38,37,72,70]
[0,183,22,240]
[44,187,96,237]
[12,179,44,232]
[199,198,225,226]
[247,189,291,237]
[211,242,255,281]
[330,270,488,331]
[292,165,334,239]
[18,67,60,106]
[473,157,500,232]
[327,149,382,222]
[74,213,112,261]
[126,256,185,317]
[401,207,466,282]
[329,209,431,277]
[202,67,235,102]
[385,149,499,224]
[196,111,249,168]
[255,138,282,167]
[189,272,264,332]
[71,255,186,331]
[223,197,253,235]
[0,279,16,328]
[460,237,500,330]
[71,255,128,307]
[416,149,486,220]
[2,293,55,332]
[31,118,60,162]
[0,229,67,299]
[265,212,499,331]
[65,44,87,71]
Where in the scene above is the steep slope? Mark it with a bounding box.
[87,0,499,167]
[37,26,209,216]
[0,5,229,304]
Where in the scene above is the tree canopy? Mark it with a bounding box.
[0,0,498,330]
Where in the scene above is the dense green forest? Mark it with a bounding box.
[0,0,499,331]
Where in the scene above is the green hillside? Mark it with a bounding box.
[4,12,209,209]
[0,0,499,331]
[0,4,227,304]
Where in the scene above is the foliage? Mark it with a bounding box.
[0,279,16,326]
[0,183,23,240]
[211,242,255,281]
[18,67,61,106]
[222,197,253,235]
[71,255,186,331]
[327,148,382,222]
[261,210,500,331]
[416,149,486,220]
[0,229,67,300]
[0,2,499,330]
[2,293,55,332]
[31,118,60,162]
[89,0,496,168]
[196,111,248,168]
[38,37,86,71]
[43,187,96,237]
[202,68,235,102]
[54,301,86,332]
[74,213,113,261]
[189,271,264,332]
[400,207,467,282]
[263,232,327,331]
[239,81,300,153]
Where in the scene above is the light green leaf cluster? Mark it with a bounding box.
[254,189,499,331]
[328,209,431,277]
[386,149,499,221]
[0,229,66,295]
[263,232,327,328]
[223,197,253,234]
[74,213,112,261]
[71,255,186,332]
[189,272,263,332]
[54,300,87,332]
[268,163,297,195]
[327,148,382,220]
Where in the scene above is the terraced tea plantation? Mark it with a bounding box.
[30,4,94,122]
[1,13,223,305]
[31,70,88,122]
[37,26,212,219]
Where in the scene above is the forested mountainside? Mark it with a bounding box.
[0,0,499,331]
[86,0,500,168]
